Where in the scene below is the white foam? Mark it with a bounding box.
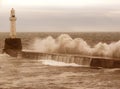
[0,53,10,58]
[40,59,81,67]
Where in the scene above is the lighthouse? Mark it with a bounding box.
[10,8,16,38]
[3,8,22,57]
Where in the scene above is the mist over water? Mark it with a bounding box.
[31,34,120,58]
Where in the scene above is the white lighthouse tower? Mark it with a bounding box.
[3,8,22,57]
[9,8,17,38]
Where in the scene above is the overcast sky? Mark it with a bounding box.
[0,0,120,32]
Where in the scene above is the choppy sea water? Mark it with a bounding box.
[0,32,120,89]
[1,32,120,50]
[0,54,120,89]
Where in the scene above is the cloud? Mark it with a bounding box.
[106,10,120,17]
[0,7,120,32]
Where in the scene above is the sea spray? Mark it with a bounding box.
[31,36,58,53]
[30,34,120,58]
[0,53,11,59]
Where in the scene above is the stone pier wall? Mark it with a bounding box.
[21,51,120,68]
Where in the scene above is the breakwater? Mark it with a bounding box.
[21,50,120,68]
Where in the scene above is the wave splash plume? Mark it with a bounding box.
[30,34,120,58]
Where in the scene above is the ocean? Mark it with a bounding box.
[0,32,120,89]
